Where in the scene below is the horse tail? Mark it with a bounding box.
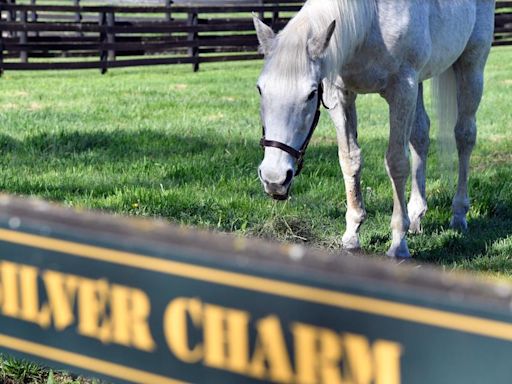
[431,66,458,180]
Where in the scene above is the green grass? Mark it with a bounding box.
[0,355,102,384]
[0,49,512,278]
[0,47,511,384]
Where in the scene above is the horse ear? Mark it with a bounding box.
[308,20,336,60]
[253,13,275,56]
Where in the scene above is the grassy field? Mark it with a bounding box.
[0,46,511,384]
[1,48,512,276]
[0,356,101,384]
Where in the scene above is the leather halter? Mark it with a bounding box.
[260,83,327,176]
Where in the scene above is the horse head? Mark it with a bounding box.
[253,16,335,200]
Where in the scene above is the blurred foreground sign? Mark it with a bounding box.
[0,195,512,384]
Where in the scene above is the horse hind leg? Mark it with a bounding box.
[450,64,486,230]
[450,25,492,230]
[326,85,366,250]
[408,82,430,234]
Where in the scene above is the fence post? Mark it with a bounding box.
[7,0,16,23]
[0,25,4,77]
[187,10,199,72]
[272,6,279,29]
[99,11,107,74]
[258,0,264,22]
[0,0,3,67]
[19,9,27,63]
[106,11,115,62]
[164,0,172,22]
[74,0,83,37]
[29,0,38,36]
[6,0,16,38]
[74,0,81,23]
[164,0,173,40]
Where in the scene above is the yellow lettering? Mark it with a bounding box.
[0,260,402,384]
[250,315,294,383]
[344,333,374,384]
[293,323,317,384]
[319,329,345,384]
[77,278,111,343]
[0,262,155,352]
[111,284,156,351]
[292,323,345,384]
[19,265,43,324]
[203,303,250,373]
[344,334,402,384]
[373,340,402,384]
[0,261,21,317]
[41,271,79,330]
[164,297,203,363]
[160,299,402,384]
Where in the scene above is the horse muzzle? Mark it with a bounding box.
[266,185,291,201]
[259,168,294,200]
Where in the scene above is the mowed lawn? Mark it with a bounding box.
[0,47,511,276]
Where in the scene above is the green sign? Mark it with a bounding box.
[0,195,512,383]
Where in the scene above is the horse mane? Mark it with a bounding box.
[268,0,376,83]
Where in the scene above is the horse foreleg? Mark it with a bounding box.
[408,82,430,234]
[327,86,366,250]
[383,72,419,258]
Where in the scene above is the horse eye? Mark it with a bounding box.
[256,86,262,96]
[307,90,317,101]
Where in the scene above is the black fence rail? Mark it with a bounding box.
[0,0,301,73]
[495,0,512,46]
[0,0,510,74]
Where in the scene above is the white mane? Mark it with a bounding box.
[268,0,376,82]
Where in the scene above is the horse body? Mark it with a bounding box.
[340,1,477,93]
[254,0,495,257]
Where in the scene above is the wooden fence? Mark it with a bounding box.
[0,0,511,74]
[495,0,512,46]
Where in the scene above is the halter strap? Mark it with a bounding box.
[260,82,327,176]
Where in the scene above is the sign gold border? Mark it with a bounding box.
[0,228,511,342]
[0,333,188,384]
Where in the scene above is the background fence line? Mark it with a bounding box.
[0,0,511,74]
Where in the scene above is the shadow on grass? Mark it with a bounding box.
[0,129,511,265]
[412,217,512,264]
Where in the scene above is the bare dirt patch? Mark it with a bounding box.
[0,102,19,111]
[13,90,29,97]
[207,112,224,121]
[29,102,43,111]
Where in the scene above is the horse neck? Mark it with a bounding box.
[301,0,376,77]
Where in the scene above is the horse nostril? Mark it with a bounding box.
[258,168,263,180]
[283,169,294,186]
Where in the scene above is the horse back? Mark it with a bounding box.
[339,0,494,92]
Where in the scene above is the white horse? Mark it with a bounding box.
[254,0,495,258]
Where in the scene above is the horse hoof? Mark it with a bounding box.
[409,219,422,234]
[342,233,361,250]
[386,240,411,259]
[450,216,468,232]
[407,201,427,235]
